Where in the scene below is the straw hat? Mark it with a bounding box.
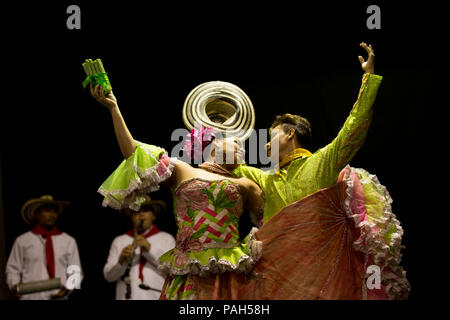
[121,195,167,217]
[21,195,70,225]
[182,81,255,141]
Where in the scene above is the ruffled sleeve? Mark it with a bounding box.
[98,141,177,211]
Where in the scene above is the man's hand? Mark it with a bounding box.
[358,42,375,74]
[134,235,151,252]
[50,287,70,300]
[90,83,118,112]
[119,245,134,265]
[11,284,21,299]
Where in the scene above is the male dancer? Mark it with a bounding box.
[233,42,382,224]
[229,44,409,299]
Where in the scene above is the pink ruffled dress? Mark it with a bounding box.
[99,141,409,299]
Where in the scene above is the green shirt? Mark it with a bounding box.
[232,73,383,224]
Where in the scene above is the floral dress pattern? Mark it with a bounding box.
[158,179,261,299]
[98,141,261,299]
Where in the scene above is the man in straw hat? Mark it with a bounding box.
[5,195,83,299]
[104,195,175,300]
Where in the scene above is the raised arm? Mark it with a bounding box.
[92,83,184,210]
[315,43,383,183]
[90,84,136,159]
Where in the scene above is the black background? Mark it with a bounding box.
[0,0,436,313]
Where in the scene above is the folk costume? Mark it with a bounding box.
[5,195,82,300]
[104,224,175,300]
[97,75,409,299]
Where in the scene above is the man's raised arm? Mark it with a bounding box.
[317,43,383,182]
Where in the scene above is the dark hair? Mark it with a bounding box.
[270,113,312,149]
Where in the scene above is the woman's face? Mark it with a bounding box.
[213,137,245,166]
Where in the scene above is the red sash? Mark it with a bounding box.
[31,225,63,279]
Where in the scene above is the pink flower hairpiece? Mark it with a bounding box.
[183,125,215,162]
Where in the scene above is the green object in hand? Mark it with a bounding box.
[82,58,112,94]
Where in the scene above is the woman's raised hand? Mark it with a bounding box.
[90,83,118,112]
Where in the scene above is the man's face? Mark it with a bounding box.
[35,206,59,228]
[131,209,156,231]
[266,125,292,162]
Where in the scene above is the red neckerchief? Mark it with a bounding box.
[31,225,63,279]
[125,225,160,282]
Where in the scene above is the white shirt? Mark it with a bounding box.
[5,231,83,300]
[103,229,175,300]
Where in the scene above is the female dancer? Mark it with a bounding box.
[90,83,264,299]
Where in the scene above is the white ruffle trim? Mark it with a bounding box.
[342,165,410,300]
[158,227,262,277]
[98,154,177,211]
